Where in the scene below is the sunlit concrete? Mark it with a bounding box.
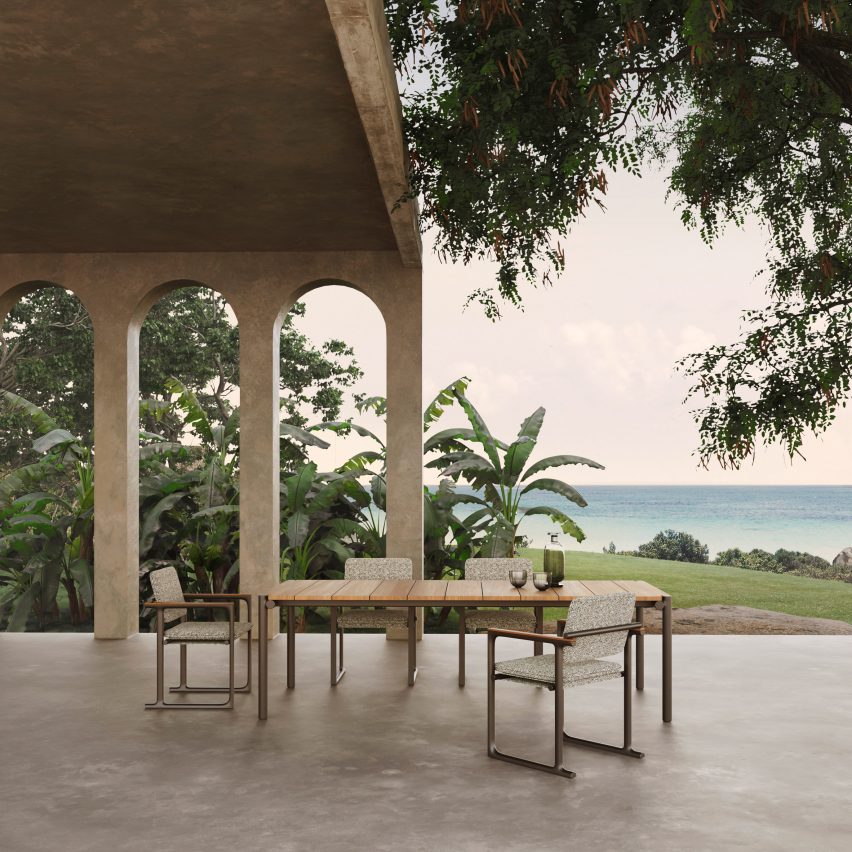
[1,635,849,851]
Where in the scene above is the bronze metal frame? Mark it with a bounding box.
[457,604,544,688]
[144,593,252,710]
[257,591,673,724]
[486,622,644,778]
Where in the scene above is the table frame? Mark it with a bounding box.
[257,580,672,724]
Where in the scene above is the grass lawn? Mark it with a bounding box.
[519,548,852,625]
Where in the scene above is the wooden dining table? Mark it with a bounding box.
[257,578,672,723]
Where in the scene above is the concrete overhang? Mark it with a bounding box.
[0,0,421,265]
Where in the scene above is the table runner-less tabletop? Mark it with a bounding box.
[257,579,672,722]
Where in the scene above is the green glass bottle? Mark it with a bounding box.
[543,533,565,586]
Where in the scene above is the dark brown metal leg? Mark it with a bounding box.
[487,632,575,779]
[635,606,645,691]
[287,605,296,689]
[329,606,345,685]
[259,595,268,720]
[562,639,644,758]
[458,606,466,687]
[662,594,672,722]
[408,607,417,686]
[178,643,188,687]
[534,606,543,656]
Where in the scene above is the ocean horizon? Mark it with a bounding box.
[440,484,852,561]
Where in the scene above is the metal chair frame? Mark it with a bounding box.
[487,622,645,778]
[145,593,252,711]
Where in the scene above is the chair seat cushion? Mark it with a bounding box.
[337,609,409,628]
[164,621,253,643]
[464,609,536,633]
[494,654,622,688]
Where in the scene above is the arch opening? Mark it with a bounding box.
[279,284,386,628]
[0,284,95,631]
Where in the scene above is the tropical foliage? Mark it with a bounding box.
[425,387,604,558]
[636,529,710,564]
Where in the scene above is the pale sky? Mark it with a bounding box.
[296,169,852,485]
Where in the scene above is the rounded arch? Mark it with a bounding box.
[0,279,95,324]
[283,277,390,329]
[130,278,230,332]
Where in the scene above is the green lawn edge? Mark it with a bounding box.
[519,548,852,624]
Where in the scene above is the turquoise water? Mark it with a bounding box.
[447,485,852,561]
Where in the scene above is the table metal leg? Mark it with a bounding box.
[330,606,345,685]
[287,604,296,689]
[635,606,645,691]
[408,607,417,686]
[258,595,268,720]
[662,595,672,722]
[534,607,543,656]
[458,606,466,687]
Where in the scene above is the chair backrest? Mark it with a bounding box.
[464,557,532,581]
[149,566,187,624]
[344,558,413,581]
[562,592,635,660]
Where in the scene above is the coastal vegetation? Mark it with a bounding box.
[524,549,852,625]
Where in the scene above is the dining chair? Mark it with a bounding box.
[487,591,644,778]
[457,558,537,687]
[145,566,253,710]
[333,557,416,686]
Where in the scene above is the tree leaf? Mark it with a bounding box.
[522,506,586,543]
[423,376,469,427]
[521,455,605,480]
[453,389,502,473]
[0,390,59,436]
[280,422,330,449]
[68,557,94,606]
[520,477,588,508]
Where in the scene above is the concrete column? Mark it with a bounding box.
[236,306,282,637]
[92,313,140,638]
[380,268,423,637]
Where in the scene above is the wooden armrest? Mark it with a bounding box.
[145,599,234,616]
[486,628,576,647]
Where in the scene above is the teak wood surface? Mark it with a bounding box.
[267,578,667,605]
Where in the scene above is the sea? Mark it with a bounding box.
[445,485,852,561]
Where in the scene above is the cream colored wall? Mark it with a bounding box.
[0,252,423,638]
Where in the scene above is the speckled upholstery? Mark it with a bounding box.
[164,621,253,643]
[494,656,622,688]
[149,566,187,623]
[462,559,536,633]
[562,592,636,661]
[464,558,532,581]
[336,609,409,629]
[464,609,535,632]
[339,559,413,629]
[344,558,413,581]
[493,592,636,690]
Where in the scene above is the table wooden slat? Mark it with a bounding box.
[408,580,448,600]
[553,580,594,601]
[267,580,321,601]
[613,580,666,601]
[517,584,558,602]
[294,579,349,600]
[371,580,416,600]
[446,580,484,601]
[479,581,521,602]
[581,580,625,595]
[331,580,381,601]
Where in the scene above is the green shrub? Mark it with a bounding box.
[637,530,709,564]
[715,548,745,567]
[773,549,830,574]
[738,549,784,573]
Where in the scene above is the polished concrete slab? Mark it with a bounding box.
[1,634,850,852]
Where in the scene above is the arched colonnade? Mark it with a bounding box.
[0,252,422,638]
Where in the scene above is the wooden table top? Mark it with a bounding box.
[266,578,666,604]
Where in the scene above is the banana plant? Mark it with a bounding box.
[426,388,604,558]
[0,391,95,628]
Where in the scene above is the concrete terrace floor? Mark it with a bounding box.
[1,634,850,852]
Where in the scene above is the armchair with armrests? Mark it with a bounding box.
[145,566,253,710]
[487,591,644,778]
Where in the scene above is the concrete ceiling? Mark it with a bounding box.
[0,0,420,260]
